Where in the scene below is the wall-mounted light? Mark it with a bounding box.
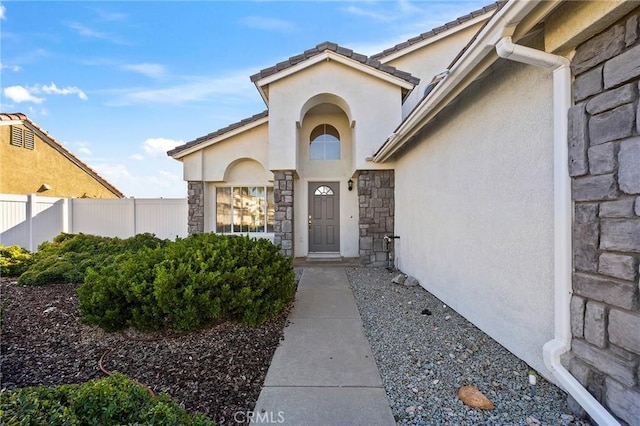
[348,179,353,191]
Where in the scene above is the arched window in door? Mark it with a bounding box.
[314,185,334,196]
[309,124,340,160]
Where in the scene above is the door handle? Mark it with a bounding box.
[308,215,312,230]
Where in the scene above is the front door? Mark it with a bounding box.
[308,182,340,252]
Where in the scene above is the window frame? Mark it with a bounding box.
[309,124,340,160]
[215,185,274,234]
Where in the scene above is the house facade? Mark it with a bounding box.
[170,1,639,423]
[0,113,124,198]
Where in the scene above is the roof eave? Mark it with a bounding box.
[169,115,269,159]
[253,50,418,92]
[372,0,563,163]
[378,11,495,64]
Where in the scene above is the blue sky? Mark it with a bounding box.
[1,0,490,198]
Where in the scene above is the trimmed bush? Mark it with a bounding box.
[0,245,32,277]
[78,233,296,333]
[18,233,167,286]
[0,373,214,425]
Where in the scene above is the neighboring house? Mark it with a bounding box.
[0,113,124,198]
[170,1,640,424]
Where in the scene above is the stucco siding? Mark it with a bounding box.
[394,59,556,378]
[385,23,484,119]
[1,124,121,198]
[181,122,270,183]
[267,61,403,172]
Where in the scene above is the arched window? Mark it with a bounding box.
[314,185,334,196]
[309,124,340,160]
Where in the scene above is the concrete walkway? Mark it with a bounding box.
[252,267,395,425]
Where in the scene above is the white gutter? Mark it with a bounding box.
[496,37,620,426]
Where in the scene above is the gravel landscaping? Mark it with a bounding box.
[346,267,591,426]
[2,267,594,425]
[0,276,290,425]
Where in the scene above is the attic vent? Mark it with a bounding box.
[24,129,35,149]
[9,126,35,150]
[10,126,22,147]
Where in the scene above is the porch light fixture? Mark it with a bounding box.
[348,179,353,191]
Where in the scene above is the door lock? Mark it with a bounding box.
[308,215,312,230]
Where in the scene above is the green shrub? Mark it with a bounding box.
[0,245,32,277]
[78,233,296,333]
[0,373,214,425]
[18,233,167,286]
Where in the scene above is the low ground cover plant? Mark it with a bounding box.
[18,233,167,286]
[0,245,32,277]
[78,233,296,333]
[0,373,214,425]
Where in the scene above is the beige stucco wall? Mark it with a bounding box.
[393,58,556,378]
[385,22,486,118]
[266,60,403,172]
[0,124,121,198]
[181,121,270,183]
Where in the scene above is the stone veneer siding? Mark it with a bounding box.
[273,171,295,257]
[566,10,640,425]
[358,170,394,267]
[187,181,204,235]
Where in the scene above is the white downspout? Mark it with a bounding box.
[496,37,620,426]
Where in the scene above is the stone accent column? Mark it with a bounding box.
[273,171,295,257]
[358,170,394,267]
[187,181,204,235]
[565,11,640,424]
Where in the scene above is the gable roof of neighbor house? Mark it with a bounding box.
[370,2,502,62]
[0,112,126,198]
[168,110,268,159]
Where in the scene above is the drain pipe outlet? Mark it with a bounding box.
[496,37,620,426]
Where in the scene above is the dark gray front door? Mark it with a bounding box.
[309,182,340,252]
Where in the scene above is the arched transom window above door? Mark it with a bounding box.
[309,124,340,160]
[314,185,334,196]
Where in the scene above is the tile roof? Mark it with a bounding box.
[370,2,501,61]
[0,112,126,198]
[250,41,420,86]
[168,110,269,157]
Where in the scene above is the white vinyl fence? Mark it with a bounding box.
[0,194,188,251]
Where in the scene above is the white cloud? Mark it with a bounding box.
[0,4,6,20]
[76,143,93,155]
[109,69,256,106]
[0,63,22,72]
[240,16,295,33]
[123,63,166,79]
[68,22,108,38]
[343,6,391,22]
[143,138,182,158]
[130,153,145,161]
[94,163,132,181]
[67,22,129,45]
[42,82,88,100]
[3,86,44,103]
[92,8,127,22]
